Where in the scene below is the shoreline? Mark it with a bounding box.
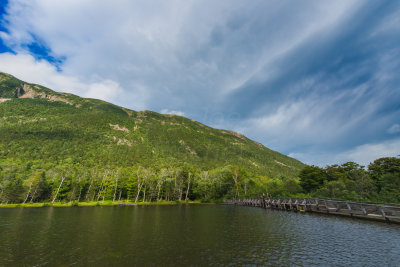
[0,200,208,208]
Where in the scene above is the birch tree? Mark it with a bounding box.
[185,172,192,201]
[232,166,240,199]
[52,176,65,203]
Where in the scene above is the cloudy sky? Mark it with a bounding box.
[0,0,399,167]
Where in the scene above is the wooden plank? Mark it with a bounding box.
[231,197,400,224]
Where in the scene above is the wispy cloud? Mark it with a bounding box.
[160,109,185,116]
[288,138,400,167]
[387,124,400,134]
[0,0,399,166]
[339,139,400,167]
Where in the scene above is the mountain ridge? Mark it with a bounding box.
[0,71,308,202]
[0,71,304,178]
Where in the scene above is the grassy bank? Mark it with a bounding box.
[0,200,204,208]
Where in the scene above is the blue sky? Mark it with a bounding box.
[0,0,399,166]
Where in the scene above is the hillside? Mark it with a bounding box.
[0,72,304,202]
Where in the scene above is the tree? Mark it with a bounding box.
[2,177,24,203]
[316,180,350,199]
[23,171,42,203]
[52,176,66,203]
[348,169,376,200]
[231,166,240,199]
[368,157,400,192]
[299,165,327,193]
[35,172,52,202]
[378,173,400,203]
[283,178,302,195]
[193,171,213,200]
[134,167,154,203]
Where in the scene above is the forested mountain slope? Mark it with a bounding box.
[0,72,304,202]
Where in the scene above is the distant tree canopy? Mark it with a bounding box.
[0,161,278,204]
[298,157,400,203]
[368,157,400,202]
[0,156,399,204]
[299,165,327,193]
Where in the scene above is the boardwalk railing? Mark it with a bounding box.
[224,198,400,224]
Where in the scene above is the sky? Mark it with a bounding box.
[0,0,399,167]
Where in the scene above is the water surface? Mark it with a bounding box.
[0,205,399,266]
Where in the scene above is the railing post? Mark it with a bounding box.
[346,202,353,217]
[380,207,390,223]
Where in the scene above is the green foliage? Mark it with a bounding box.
[0,73,23,98]
[283,177,302,195]
[299,158,399,203]
[368,157,400,202]
[0,72,304,178]
[299,165,327,193]
[2,177,25,203]
[378,173,400,202]
[0,72,306,203]
[1,72,399,204]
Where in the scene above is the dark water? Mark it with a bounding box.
[0,205,399,266]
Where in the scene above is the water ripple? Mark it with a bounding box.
[0,205,399,266]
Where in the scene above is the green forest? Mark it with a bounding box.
[299,157,400,203]
[0,72,399,205]
[1,156,399,205]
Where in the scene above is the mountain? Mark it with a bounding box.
[0,72,304,202]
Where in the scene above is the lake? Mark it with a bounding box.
[0,204,399,266]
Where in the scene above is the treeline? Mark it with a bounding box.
[1,156,399,204]
[299,156,400,203]
[0,161,288,204]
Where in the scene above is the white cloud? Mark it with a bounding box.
[0,0,362,111]
[0,53,123,103]
[340,139,400,166]
[1,0,399,168]
[289,139,400,167]
[387,124,400,134]
[233,84,379,152]
[287,152,305,161]
[160,109,185,116]
[370,8,400,37]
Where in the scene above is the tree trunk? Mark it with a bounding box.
[96,185,103,201]
[86,177,94,201]
[185,173,191,201]
[77,187,82,202]
[52,176,65,204]
[76,175,82,202]
[157,183,161,201]
[135,181,143,203]
[96,172,108,201]
[30,186,38,203]
[23,181,33,204]
[69,186,75,202]
[232,170,239,199]
[113,176,119,202]
[174,171,177,200]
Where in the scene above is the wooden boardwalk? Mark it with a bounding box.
[224,198,400,224]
